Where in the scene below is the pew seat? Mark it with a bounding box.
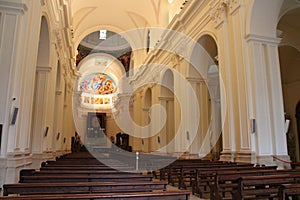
[3,181,167,196]
[0,190,191,200]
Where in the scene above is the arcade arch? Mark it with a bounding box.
[277,5,300,161]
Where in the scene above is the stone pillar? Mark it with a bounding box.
[52,88,65,156]
[187,77,210,158]
[246,34,290,168]
[131,93,143,152]
[0,0,37,187]
[211,1,237,162]
[158,97,175,154]
[228,0,252,162]
[207,67,222,160]
[30,66,54,169]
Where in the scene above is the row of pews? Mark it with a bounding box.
[155,158,300,199]
[3,150,300,199]
[1,151,190,200]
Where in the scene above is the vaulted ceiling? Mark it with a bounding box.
[71,0,173,48]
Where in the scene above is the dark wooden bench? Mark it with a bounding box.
[20,169,141,176]
[3,181,167,196]
[210,168,282,200]
[278,183,300,200]
[0,190,191,200]
[20,173,153,183]
[157,159,216,180]
[163,162,253,186]
[191,165,277,198]
[39,165,133,171]
[232,174,300,199]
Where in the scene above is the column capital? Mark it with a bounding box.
[245,34,281,45]
[209,0,228,29]
[36,65,52,72]
[0,1,27,14]
[228,0,241,15]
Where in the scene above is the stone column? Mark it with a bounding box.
[211,0,237,162]
[186,77,210,158]
[246,34,289,168]
[30,66,54,168]
[0,0,38,186]
[228,0,252,162]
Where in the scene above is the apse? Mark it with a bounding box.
[77,53,125,110]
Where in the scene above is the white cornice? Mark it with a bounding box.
[0,0,27,14]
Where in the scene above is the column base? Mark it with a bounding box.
[219,150,236,162]
[0,151,32,188]
[31,151,55,169]
[256,155,291,169]
[220,150,291,169]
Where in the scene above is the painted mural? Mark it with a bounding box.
[80,73,116,95]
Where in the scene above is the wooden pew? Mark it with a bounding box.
[232,174,300,200]
[3,181,168,196]
[191,165,277,198]
[210,168,281,200]
[39,165,133,171]
[278,183,300,200]
[162,162,252,186]
[20,174,153,183]
[20,169,142,177]
[0,190,191,200]
[3,151,193,200]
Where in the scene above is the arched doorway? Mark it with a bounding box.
[30,16,51,158]
[160,69,175,153]
[188,34,221,160]
[277,5,300,161]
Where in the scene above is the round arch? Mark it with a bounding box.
[247,0,284,37]
[160,69,174,96]
[278,5,300,161]
[37,16,50,67]
[188,33,218,78]
[74,25,126,49]
[188,33,222,160]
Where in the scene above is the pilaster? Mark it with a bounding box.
[245,34,289,164]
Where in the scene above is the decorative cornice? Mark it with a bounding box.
[209,0,228,29]
[0,1,27,14]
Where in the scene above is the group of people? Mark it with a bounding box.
[72,132,84,152]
